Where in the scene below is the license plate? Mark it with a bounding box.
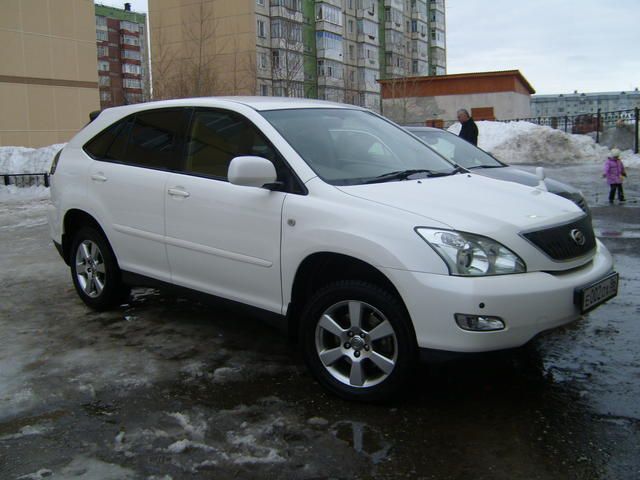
[575,272,619,314]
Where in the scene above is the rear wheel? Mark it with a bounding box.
[70,227,127,310]
[300,281,417,402]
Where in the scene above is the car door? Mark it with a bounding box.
[164,108,291,313]
[85,108,189,282]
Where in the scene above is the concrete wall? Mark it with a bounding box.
[382,91,532,125]
[0,0,100,147]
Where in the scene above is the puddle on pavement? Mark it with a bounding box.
[331,420,392,465]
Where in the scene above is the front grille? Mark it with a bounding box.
[521,215,596,261]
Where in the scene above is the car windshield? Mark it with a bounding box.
[261,108,456,185]
[409,129,503,169]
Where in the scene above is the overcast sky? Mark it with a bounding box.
[98,0,639,95]
[447,0,640,94]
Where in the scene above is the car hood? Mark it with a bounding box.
[337,173,591,271]
[472,166,580,195]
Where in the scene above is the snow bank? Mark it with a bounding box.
[448,121,640,168]
[0,143,65,174]
[0,185,49,202]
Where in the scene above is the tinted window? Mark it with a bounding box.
[124,109,189,170]
[84,118,131,159]
[84,109,188,169]
[184,110,280,179]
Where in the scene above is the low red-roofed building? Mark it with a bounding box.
[379,70,535,126]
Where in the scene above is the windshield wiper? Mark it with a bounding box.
[467,164,504,169]
[364,167,462,184]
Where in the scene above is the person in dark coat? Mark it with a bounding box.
[457,109,478,146]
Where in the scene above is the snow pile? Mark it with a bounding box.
[0,185,49,202]
[448,121,640,168]
[0,143,64,174]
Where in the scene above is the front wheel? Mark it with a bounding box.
[300,281,417,402]
[70,227,127,311]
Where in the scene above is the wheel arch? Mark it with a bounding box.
[287,251,415,342]
[61,209,110,265]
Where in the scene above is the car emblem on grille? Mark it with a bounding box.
[570,229,586,246]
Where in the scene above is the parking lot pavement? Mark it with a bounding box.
[1,171,639,480]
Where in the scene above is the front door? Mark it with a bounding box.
[164,108,287,313]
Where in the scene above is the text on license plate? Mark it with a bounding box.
[576,272,619,313]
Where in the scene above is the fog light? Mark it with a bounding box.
[455,314,505,331]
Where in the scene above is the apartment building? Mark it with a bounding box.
[0,0,99,147]
[149,0,446,112]
[531,89,640,117]
[95,3,150,108]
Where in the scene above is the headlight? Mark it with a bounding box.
[416,228,526,276]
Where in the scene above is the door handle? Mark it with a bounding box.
[91,173,107,182]
[167,187,190,198]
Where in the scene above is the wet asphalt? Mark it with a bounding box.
[0,164,638,479]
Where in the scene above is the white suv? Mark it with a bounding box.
[48,97,618,401]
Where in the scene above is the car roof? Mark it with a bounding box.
[404,126,443,132]
[100,96,363,117]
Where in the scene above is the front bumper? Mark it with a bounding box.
[382,240,614,353]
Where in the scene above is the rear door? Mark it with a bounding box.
[164,108,293,313]
[85,108,190,281]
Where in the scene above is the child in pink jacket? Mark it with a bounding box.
[603,148,627,203]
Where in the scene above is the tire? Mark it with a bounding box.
[70,227,128,311]
[300,280,417,402]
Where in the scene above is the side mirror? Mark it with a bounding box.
[228,156,278,189]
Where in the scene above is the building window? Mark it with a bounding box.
[96,16,107,28]
[260,84,268,96]
[272,50,280,69]
[97,45,109,57]
[348,19,354,34]
[316,4,342,26]
[123,63,141,75]
[120,21,139,33]
[99,75,111,86]
[97,30,108,41]
[122,49,142,60]
[98,60,110,71]
[257,19,266,38]
[257,0,265,5]
[271,19,302,42]
[271,0,302,12]
[349,44,354,60]
[100,90,111,102]
[121,35,139,46]
[123,78,141,89]
[259,52,268,69]
[412,60,418,74]
[356,19,377,38]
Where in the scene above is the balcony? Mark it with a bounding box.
[357,56,379,69]
[270,6,303,23]
[317,75,344,88]
[357,32,378,46]
[315,20,344,36]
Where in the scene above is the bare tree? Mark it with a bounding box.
[271,18,304,97]
[150,0,219,99]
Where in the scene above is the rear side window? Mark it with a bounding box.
[83,108,189,170]
[124,109,189,170]
[84,118,131,160]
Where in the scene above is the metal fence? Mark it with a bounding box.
[2,173,50,188]
[502,108,639,153]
